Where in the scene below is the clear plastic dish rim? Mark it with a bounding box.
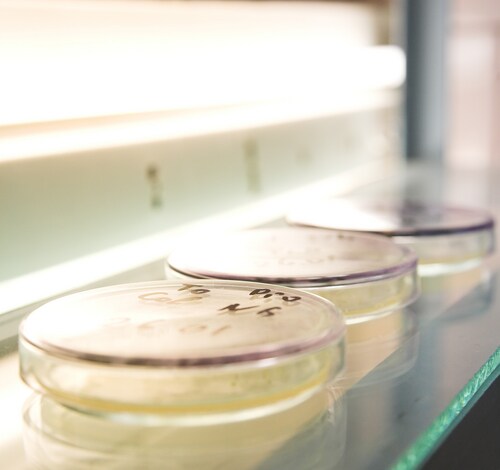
[18,279,346,369]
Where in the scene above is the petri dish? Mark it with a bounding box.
[23,387,346,470]
[286,199,495,275]
[166,227,419,323]
[19,280,344,424]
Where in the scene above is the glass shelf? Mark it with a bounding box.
[338,266,499,469]
[0,261,497,469]
[0,164,499,469]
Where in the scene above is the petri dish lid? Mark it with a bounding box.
[20,280,343,367]
[167,227,417,288]
[286,199,495,275]
[286,199,495,237]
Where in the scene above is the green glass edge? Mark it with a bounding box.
[391,347,500,470]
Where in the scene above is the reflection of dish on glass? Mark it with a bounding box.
[166,228,419,323]
[19,280,344,424]
[337,308,419,389]
[286,199,495,275]
[23,387,346,470]
[418,266,494,322]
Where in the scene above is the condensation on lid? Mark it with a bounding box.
[286,199,495,237]
[167,228,417,288]
[19,280,344,367]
